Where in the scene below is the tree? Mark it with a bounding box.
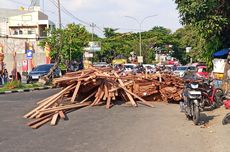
[175,0,230,66]
[103,27,119,38]
[39,23,91,83]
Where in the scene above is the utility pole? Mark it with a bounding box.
[57,0,62,29]
[90,23,96,41]
[125,15,157,63]
[90,23,96,62]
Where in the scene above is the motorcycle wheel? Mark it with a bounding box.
[186,114,192,120]
[214,88,224,107]
[192,104,200,125]
[222,113,230,125]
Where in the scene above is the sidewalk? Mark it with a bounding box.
[0,85,56,94]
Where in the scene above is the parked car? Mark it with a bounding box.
[144,66,156,74]
[93,62,108,68]
[27,64,61,83]
[173,66,196,77]
[196,65,209,79]
[124,63,137,73]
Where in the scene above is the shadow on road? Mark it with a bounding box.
[200,113,219,124]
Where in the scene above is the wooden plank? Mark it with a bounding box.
[38,102,91,115]
[58,111,66,119]
[70,81,81,103]
[27,113,53,126]
[109,81,133,92]
[80,91,96,103]
[50,113,59,126]
[24,84,74,118]
[36,95,55,105]
[103,84,108,100]
[120,85,154,108]
[30,117,52,129]
[106,94,111,109]
[113,71,137,107]
[94,90,104,105]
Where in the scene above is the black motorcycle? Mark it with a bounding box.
[182,81,203,125]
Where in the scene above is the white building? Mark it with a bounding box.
[0,3,55,76]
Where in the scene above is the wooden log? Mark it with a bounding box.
[50,113,59,126]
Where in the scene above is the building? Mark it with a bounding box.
[0,3,55,77]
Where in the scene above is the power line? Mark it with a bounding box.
[48,0,91,26]
[8,0,28,6]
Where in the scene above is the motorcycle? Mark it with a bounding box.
[183,81,203,125]
[199,79,224,110]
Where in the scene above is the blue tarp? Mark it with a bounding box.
[213,48,229,58]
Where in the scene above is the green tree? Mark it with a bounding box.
[175,0,230,66]
[39,23,91,83]
[103,27,119,38]
[41,23,91,66]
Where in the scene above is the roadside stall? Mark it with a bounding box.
[212,48,229,89]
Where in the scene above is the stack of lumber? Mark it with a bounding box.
[159,73,184,102]
[24,67,154,129]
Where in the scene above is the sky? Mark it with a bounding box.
[1,0,183,37]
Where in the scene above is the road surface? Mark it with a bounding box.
[0,89,229,152]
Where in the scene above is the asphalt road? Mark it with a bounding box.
[0,89,229,152]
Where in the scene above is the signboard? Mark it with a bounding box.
[137,56,143,63]
[186,47,192,53]
[22,60,28,71]
[212,59,226,73]
[84,52,93,58]
[26,50,33,59]
[84,41,101,52]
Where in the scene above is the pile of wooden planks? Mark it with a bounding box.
[24,67,155,129]
[159,73,184,102]
[24,68,185,129]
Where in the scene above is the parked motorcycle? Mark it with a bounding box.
[183,81,203,125]
[200,79,224,110]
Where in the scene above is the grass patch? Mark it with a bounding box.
[0,81,43,92]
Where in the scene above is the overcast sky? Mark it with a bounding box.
[1,0,183,37]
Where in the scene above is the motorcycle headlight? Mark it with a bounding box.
[191,84,199,89]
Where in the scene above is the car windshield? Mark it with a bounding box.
[197,67,207,72]
[124,65,134,69]
[189,66,196,70]
[176,66,187,71]
[33,65,53,72]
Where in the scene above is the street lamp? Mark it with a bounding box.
[125,15,157,58]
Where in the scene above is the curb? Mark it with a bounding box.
[0,86,57,95]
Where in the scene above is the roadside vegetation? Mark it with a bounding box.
[0,81,42,92]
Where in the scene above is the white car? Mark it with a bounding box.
[124,64,137,73]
